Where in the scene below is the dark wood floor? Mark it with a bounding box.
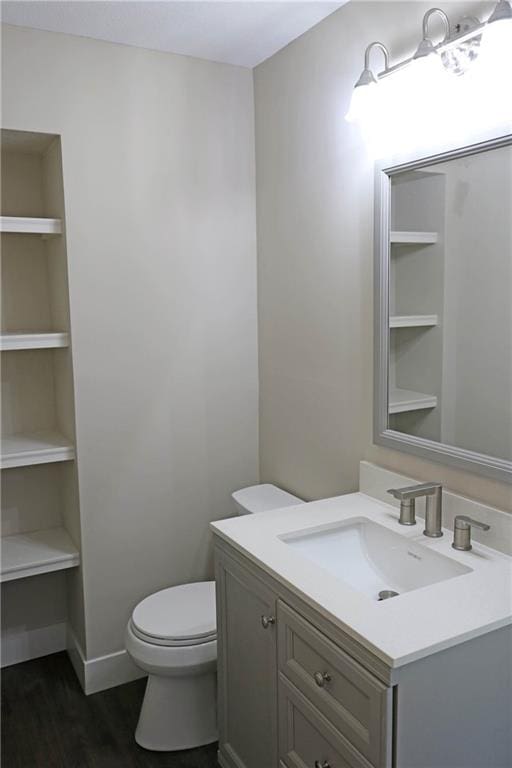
[2,652,219,768]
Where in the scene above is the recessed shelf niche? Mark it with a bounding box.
[1,128,83,668]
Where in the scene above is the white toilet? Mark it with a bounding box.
[125,483,302,751]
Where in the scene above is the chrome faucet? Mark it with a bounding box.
[387,483,443,538]
[452,515,490,551]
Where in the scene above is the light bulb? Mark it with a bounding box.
[411,50,447,89]
[345,81,378,124]
[410,53,451,116]
[480,16,512,71]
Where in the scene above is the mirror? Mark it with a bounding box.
[374,136,512,483]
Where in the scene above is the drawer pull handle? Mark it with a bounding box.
[315,761,331,768]
[261,615,275,629]
[313,671,331,687]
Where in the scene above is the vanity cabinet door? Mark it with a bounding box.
[277,601,392,767]
[216,549,278,768]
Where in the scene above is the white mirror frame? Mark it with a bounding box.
[374,133,512,484]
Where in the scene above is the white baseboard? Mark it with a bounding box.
[67,628,145,695]
[1,621,67,668]
[66,628,86,689]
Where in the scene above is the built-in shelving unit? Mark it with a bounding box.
[1,129,82,665]
[1,527,79,582]
[0,216,62,235]
[1,432,75,469]
[0,331,69,350]
[390,230,438,244]
[389,315,438,328]
[389,388,438,415]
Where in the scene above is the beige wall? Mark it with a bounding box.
[3,1,511,665]
[254,0,511,513]
[2,24,259,658]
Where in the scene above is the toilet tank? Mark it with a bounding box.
[232,483,303,516]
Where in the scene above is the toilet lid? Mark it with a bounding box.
[131,581,216,644]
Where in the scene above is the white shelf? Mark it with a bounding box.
[390,231,438,244]
[1,431,75,469]
[389,388,438,415]
[1,527,79,582]
[1,331,69,351]
[390,315,438,328]
[0,216,62,235]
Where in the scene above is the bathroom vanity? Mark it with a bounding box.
[211,480,512,768]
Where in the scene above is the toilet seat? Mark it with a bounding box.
[131,581,216,648]
[130,623,216,647]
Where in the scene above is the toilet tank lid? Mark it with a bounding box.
[232,483,302,514]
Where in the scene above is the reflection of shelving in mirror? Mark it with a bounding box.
[389,388,437,415]
[389,315,438,328]
[390,231,438,244]
[0,216,62,235]
[1,332,69,350]
[387,167,445,443]
[380,140,512,479]
[1,527,79,582]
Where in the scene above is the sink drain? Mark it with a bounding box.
[378,590,399,601]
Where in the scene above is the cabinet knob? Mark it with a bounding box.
[260,615,275,629]
[314,761,331,768]
[313,671,331,688]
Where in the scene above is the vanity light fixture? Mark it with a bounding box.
[346,0,512,136]
[345,41,389,123]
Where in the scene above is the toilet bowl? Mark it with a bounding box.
[126,483,302,751]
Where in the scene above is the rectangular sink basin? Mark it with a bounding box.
[280,516,472,601]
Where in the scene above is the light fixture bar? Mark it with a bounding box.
[377,18,486,78]
[374,0,511,79]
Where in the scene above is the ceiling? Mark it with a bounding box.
[0,1,346,68]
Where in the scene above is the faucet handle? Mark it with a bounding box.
[455,515,490,530]
[387,483,440,500]
[452,515,490,551]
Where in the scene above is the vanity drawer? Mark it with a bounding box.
[277,600,391,767]
[279,673,372,768]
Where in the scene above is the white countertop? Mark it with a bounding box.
[211,492,512,668]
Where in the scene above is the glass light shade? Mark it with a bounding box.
[410,50,448,92]
[345,81,379,123]
[358,72,405,158]
[479,16,512,71]
[473,17,512,127]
